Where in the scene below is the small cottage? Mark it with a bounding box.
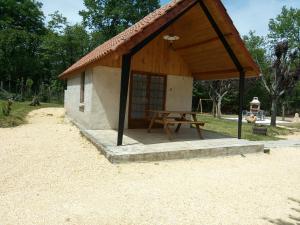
[60,0,260,145]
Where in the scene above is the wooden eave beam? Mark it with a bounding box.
[174,33,233,51]
[192,67,253,77]
[193,67,255,80]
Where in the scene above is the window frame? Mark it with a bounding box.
[80,72,85,104]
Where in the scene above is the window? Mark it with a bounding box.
[80,72,85,103]
[79,72,85,112]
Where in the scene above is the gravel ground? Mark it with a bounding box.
[0,108,300,225]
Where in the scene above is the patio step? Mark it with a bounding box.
[107,142,264,163]
[81,129,264,163]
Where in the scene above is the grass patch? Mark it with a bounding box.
[0,100,62,128]
[281,123,300,130]
[198,114,292,141]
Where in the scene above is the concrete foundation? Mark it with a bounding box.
[78,126,264,163]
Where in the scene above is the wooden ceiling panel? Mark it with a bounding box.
[164,4,219,50]
[189,62,235,73]
[124,1,260,80]
[186,53,234,66]
[131,32,192,76]
[158,3,260,79]
[177,41,227,56]
[193,67,258,80]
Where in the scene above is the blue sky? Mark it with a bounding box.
[39,0,300,36]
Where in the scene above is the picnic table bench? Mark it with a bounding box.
[147,110,205,140]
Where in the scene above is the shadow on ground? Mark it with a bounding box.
[263,198,300,225]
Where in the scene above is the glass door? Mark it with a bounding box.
[129,73,166,128]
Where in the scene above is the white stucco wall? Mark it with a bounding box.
[65,70,192,130]
[64,69,93,129]
[166,75,193,111]
[64,66,128,130]
[165,75,193,127]
[91,66,129,130]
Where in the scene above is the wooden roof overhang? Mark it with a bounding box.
[59,0,260,81]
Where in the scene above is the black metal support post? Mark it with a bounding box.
[238,71,245,139]
[117,54,132,146]
[198,0,245,139]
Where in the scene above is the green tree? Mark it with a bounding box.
[0,29,42,92]
[0,1,92,103]
[0,0,45,34]
[63,24,90,66]
[47,11,68,34]
[242,31,271,113]
[39,12,90,102]
[262,41,300,126]
[243,31,269,73]
[25,78,34,98]
[268,7,300,122]
[79,0,160,45]
[208,80,232,118]
[268,6,300,50]
[0,0,45,92]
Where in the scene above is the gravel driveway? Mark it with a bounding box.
[0,108,300,225]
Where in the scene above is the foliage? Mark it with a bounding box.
[0,28,42,92]
[1,99,13,116]
[0,87,13,100]
[29,96,40,106]
[47,11,67,34]
[40,13,90,100]
[208,80,232,118]
[243,31,269,73]
[25,78,34,98]
[261,41,300,126]
[268,6,300,50]
[0,0,45,93]
[0,1,90,103]
[0,0,45,34]
[79,0,160,45]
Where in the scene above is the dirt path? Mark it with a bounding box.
[0,108,300,225]
[277,131,300,140]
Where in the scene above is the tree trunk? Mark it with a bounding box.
[212,100,216,117]
[217,98,222,119]
[20,77,24,99]
[8,76,11,93]
[271,98,278,127]
[282,103,285,121]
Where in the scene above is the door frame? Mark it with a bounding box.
[128,71,167,129]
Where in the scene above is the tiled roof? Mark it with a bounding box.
[60,0,191,78]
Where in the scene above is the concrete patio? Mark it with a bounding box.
[79,127,264,163]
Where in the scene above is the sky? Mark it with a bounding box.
[39,0,300,37]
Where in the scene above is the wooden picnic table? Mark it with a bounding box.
[147,110,205,140]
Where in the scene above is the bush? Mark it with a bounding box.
[29,96,40,106]
[2,99,13,116]
[0,88,13,100]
